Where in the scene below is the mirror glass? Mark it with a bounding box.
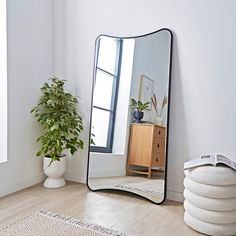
[87,29,172,204]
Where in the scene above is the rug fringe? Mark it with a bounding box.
[115,184,164,195]
[38,209,128,236]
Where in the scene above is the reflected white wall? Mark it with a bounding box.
[130,31,171,126]
[113,39,135,154]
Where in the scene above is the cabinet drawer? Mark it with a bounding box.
[152,152,165,167]
[128,125,154,167]
[153,138,165,152]
[154,127,165,138]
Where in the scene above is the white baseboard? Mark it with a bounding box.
[167,189,184,202]
[0,173,45,198]
[65,171,86,184]
[88,170,126,178]
[64,170,126,184]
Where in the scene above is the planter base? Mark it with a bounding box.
[43,177,66,188]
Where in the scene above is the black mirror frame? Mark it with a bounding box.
[86,28,173,205]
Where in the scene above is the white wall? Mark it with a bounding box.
[0,0,54,197]
[56,0,236,202]
[0,0,7,163]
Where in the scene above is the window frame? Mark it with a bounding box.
[90,38,123,153]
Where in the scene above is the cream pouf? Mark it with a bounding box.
[185,166,236,185]
[183,165,236,236]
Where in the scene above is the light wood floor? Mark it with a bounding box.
[0,182,202,236]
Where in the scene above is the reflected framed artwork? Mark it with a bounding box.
[139,74,154,110]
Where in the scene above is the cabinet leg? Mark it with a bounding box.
[126,163,130,176]
[148,167,152,178]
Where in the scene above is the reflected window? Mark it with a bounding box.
[90,37,123,153]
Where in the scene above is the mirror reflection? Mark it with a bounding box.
[88,29,172,203]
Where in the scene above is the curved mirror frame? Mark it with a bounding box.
[87,28,173,204]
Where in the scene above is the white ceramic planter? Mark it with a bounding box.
[43,156,66,188]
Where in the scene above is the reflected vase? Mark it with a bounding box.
[133,111,144,123]
[154,116,163,126]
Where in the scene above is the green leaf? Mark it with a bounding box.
[137,100,142,107]
[90,139,95,145]
[130,98,137,107]
[50,124,59,131]
[36,150,42,156]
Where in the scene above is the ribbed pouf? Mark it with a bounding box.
[183,165,236,236]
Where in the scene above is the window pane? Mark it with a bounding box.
[91,108,111,147]
[97,36,118,74]
[93,70,114,110]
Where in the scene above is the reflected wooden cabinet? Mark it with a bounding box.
[127,124,166,178]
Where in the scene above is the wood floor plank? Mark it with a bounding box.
[0,182,202,236]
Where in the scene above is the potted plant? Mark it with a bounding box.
[31,76,84,188]
[130,98,150,123]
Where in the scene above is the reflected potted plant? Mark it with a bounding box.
[31,77,84,188]
[90,127,96,146]
[151,93,168,125]
[130,98,150,123]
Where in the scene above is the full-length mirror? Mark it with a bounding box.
[87,29,172,204]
